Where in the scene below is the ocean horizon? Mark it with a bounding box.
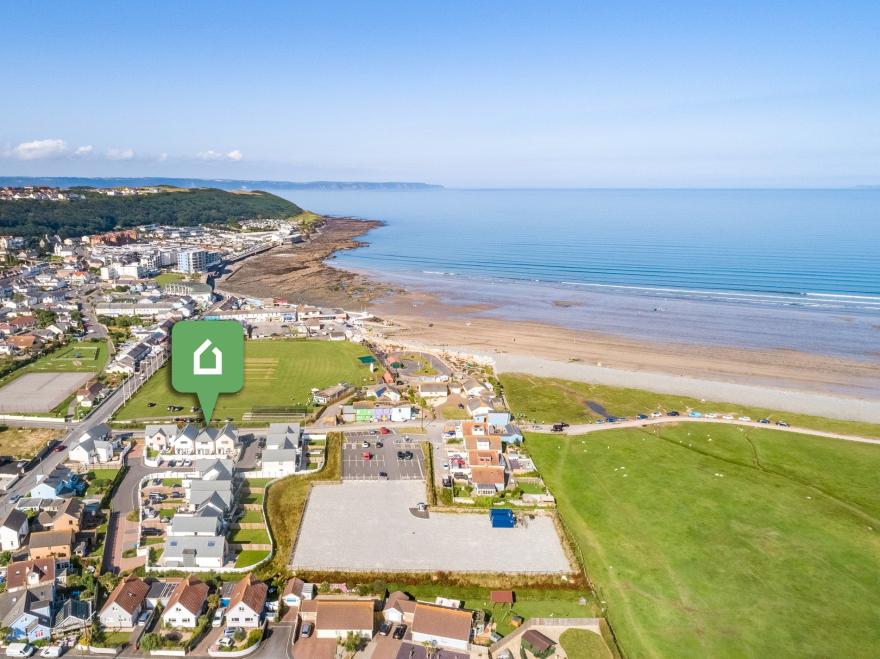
[276,188,880,361]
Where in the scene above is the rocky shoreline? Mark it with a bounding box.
[217,216,392,307]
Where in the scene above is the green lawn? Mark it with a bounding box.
[154,272,187,286]
[239,510,264,524]
[528,424,880,658]
[241,492,264,505]
[501,372,880,438]
[559,629,614,659]
[231,528,270,544]
[114,339,377,423]
[84,468,120,496]
[235,549,269,568]
[161,478,183,487]
[382,583,597,637]
[243,478,272,488]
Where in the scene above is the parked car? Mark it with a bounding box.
[776,420,790,427]
[722,414,734,420]
[637,414,648,420]
[759,418,770,424]
[224,627,244,637]
[397,451,405,460]
[300,622,314,638]
[688,411,702,417]
[53,445,65,452]
[369,430,378,435]
[378,471,388,479]
[212,608,226,627]
[378,621,393,636]
[376,441,384,448]
[171,491,183,498]
[650,411,662,418]
[363,452,373,460]
[551,423,565,432]
[39,647,62,658]
[738,416,751,422]
[393,624,407,640]
[137,610,151,625]
[379,427,391,435]
[667,411,680,417]
[217,638,234,649]
[362,441,370,448]
[404,451,414,460]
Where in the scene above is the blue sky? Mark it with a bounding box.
[1,1,878,187]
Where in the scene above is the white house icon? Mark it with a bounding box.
[193,339,223,375]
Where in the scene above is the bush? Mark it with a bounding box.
[140,633,162,651]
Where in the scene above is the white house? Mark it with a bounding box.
[161,536,226,569]
[410,603,473,651]
[68,423,115,465]
[461,379,489,397]
[162,576,209,629]
[418,382,448,399]
[0,509,29,550]
[99,576,150,631]
[282,578,315,608]
[144,424,179,454]
[224,574,267,628]
[259,448,300,477]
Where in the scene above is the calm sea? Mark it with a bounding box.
[276,189,880,361]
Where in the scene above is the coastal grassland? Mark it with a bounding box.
[113,340,377,423]
[261,433,340,575]
[0,427,62,458]
[528,424,880,659]
[500,373,880,438]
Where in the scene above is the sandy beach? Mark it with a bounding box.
[217,216,880,422]
[361,290,880,421]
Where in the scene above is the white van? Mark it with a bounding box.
[6,643,35,658]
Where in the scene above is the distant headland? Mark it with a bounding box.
[0,176,444,191]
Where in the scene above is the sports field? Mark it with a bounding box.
[528,424,880,658]
[0,340,108,382]
[114,339,377,423]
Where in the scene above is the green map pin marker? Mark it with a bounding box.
[172,320,244,425]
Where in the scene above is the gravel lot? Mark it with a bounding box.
[291,480,572,574]
[0,371,94,412]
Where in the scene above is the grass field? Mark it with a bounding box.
[0,427,62,458]
[528,424,880,658]
[501,373,880,438]
[231,528,270,544]
[154,272,188,286]
[235,549,269,568]
[239,510,264,524]
[0,340,108,388]
[114,340,377,423]
[560,629,614,659]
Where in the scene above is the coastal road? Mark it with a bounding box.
[525,416,880,445]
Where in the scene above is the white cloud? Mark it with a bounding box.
[197,149,243,161]
[74,145,94,156]
[106,147,135,161]
[158,152,169,162]
[10,138,68,160]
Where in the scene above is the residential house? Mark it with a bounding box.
[170,424,199,455]
[167,512,222,538]
[281,578,315,608]
[75,381,104,408]
[259,448,300,477]
[461,378,489,397]
[161,536,226,569]
[53,598,92,635]
[314,599,375,640]
[0,509,29,550]
[410,603,473,651]
[224,574,267,628]
[162,576,209,629]
[0,583,54,642]
[469,466,506,495]
[37,497,84,533]
[265,423,301,450]
[5,559,56,593]
[310,382,353,405]
[68,423,115,465]
[99,576,150,631]
[365,384,402,403]
[466,398,495,417]
[418,382,448,400]
[27,530,73,561]
[144,424,179,454]
[28,467,81,500]
[145,580,177,610]
[382,591,416,625]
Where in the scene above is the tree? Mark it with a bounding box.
[339,631,361,653]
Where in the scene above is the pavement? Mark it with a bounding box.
[291,480,571,573]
